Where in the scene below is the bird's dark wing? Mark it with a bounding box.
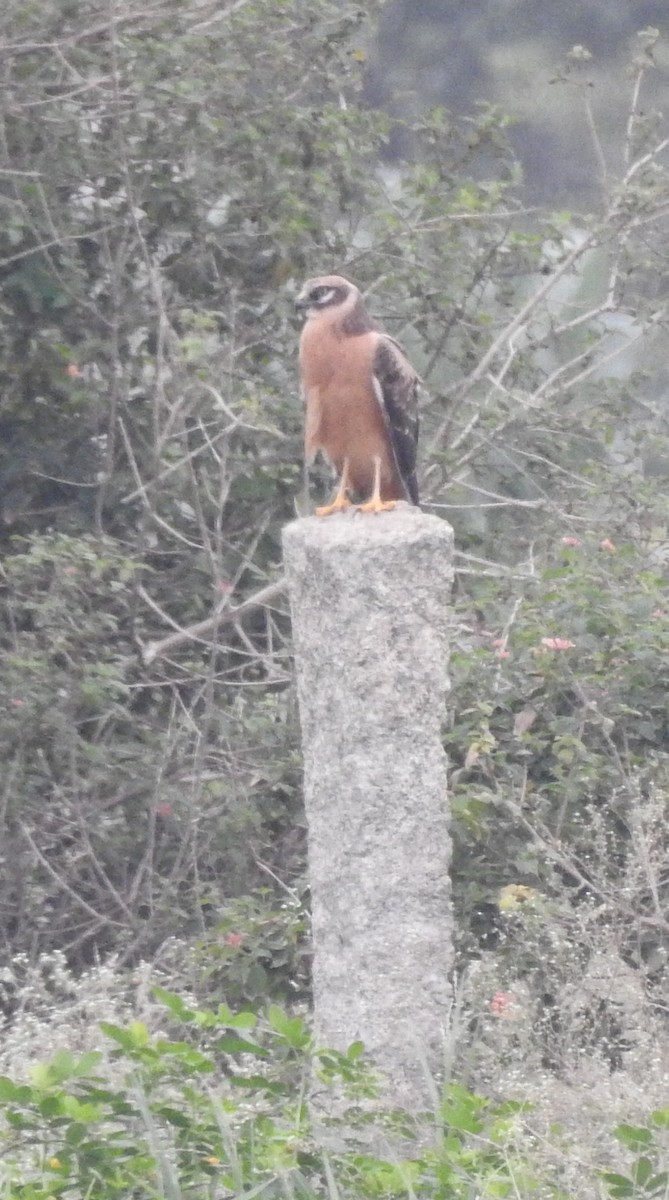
[372,335,420,505]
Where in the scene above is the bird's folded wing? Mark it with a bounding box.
[372,335,420,505]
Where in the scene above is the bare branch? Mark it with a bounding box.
[141,579,286,665]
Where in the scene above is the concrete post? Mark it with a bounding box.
[282,506,454,1113]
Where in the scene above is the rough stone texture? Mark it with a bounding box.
[282,505,454,1112]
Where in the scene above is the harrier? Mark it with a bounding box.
[295,274,419,515]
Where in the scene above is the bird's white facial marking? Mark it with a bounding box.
[310,287,338,307]
[296,282,353,316]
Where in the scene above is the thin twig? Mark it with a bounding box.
[20,823,126,929]
[141,579,286,665]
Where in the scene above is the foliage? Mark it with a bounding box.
[0,527,303,966]
[2,993,663,1200]
[446,502,669,1068]
[0,0,371,966]
[374,1,667,205]
[192,888,311,1008]
[601,1117,669,1200]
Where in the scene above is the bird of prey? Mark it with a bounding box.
[295,274,419,515]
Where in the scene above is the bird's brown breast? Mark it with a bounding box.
[299,321,404,499]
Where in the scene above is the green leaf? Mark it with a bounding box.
[45,1050,76,1083]
[644,1173,669,1195]
[267,1005,310,1048]
[441,1083,485,1135]
[65,1121,89,1146]
[345,1041,365,1060]
[214,1034,267,1056]
[62,1095,103,1122]
[100,1020,153,1055]
[153,987,196,1021]
[632,1158,654,1187]
[0,1076,33,1103]
[71,1051,103,1077]
[601,1172,634,1198]
[226,1010,258,1029]
[154,1105,192,1128]
[230,1075,289,1095]
[613,1125,653,1151]
[128,1021,150,1046]
[155,1041,216,1072]
[38,1093,66,1118]
[245,961,268,995]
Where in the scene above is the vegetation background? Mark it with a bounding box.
[1,1,669,1195]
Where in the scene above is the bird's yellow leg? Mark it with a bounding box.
[358,457,397,514]
[315,460,353,516]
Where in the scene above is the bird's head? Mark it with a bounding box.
[294,274,359,319]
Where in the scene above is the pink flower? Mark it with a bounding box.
[490,991,516,1018]
[541,637,576,651]
[9,698,26,707]
[600,538,616,552]
[561,536,581,547]
[225,932,243,948]
[154,802,172,818]
[651,609,664,619]
[491,637,510,659]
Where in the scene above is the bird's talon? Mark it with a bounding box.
[358,499,397,515]
[315,497,353,517]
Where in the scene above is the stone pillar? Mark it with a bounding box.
[282,507,454,1113]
